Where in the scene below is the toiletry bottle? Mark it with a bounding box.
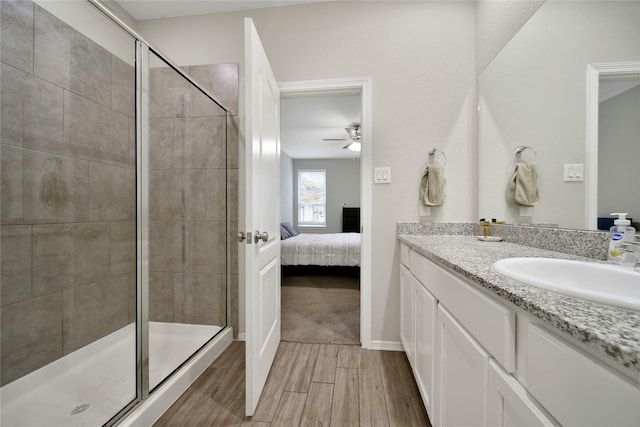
[607,213,636,266]
[478,218,491,237]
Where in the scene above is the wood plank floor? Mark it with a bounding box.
[154,341,431,426]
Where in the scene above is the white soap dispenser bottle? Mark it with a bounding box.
[607,213,636,266]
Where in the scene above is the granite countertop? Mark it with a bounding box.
[398,234,640,380]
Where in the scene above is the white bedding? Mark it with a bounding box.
[281,233,361,267]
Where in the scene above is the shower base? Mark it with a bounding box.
[0,322,224,426]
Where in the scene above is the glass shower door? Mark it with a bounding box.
[0,0,137,425]
[147,51,228,391]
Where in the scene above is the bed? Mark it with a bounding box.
[281,232,361,267]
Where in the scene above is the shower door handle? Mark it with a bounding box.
[254,231,269,243]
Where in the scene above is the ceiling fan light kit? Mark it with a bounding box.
[323,126,362,154]
[346,141,361,152]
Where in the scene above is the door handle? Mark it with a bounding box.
[254,231,269,243]
[238,231,246,242]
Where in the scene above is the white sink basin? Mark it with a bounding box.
[492,257,640,312]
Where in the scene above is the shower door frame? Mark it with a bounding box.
[80,1,234,425]
[135,39,151,403]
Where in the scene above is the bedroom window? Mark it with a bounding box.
[297,169,326,227]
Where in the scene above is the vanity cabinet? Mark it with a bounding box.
[398,242,640,427]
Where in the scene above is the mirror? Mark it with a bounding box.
[478,1,640,230]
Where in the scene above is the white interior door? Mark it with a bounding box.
[243,17,281,417]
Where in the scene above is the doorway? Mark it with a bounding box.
[278,78,373,348]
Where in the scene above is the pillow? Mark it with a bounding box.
[280,224,292,240]
[281,222,299,237]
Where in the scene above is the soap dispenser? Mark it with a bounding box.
[607,213,636,266]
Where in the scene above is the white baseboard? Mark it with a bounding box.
[369,340,403,351]
[237,332,246,341]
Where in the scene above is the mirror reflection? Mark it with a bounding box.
[597,73,640,229]
[478,1,640,230]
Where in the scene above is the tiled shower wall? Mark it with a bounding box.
[184,67,239,342]
[1,1,136,386]
[0,0,240,386]
[147,62,239,329]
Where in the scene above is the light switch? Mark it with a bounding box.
[564,164,584,182]
[374,167,391,184]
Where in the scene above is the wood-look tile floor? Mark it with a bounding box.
[154,341,431,426]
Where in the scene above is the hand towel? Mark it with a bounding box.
[507,162,540,206]
[420,162,446,206]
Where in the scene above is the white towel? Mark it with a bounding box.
[420,162,446,206]
[507,162,540,206]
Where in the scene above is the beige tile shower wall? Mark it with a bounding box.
[147,63,238,334]
[0,1,135,386]
[227,115,239,339]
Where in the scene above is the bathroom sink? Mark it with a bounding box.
[492,257,640,312]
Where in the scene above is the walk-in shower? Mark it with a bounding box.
[0,0,234,425]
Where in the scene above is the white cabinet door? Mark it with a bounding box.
[414,280,437,417]
[435,305,489,427]
[400,264,415,364]
[487,360,557,427]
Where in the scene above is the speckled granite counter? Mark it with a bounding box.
[398,234,640,380]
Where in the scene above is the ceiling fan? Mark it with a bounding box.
[323,126,361,152]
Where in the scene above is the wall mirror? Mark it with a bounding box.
[478,1,640,230]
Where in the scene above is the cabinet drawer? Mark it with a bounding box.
[411,253,516,372]
[400,243,410,267]
[526,324,640,427]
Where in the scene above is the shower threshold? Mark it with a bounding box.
[0,322,222,427]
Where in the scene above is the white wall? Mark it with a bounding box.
[478,1,640,229]
[280,151,294,224]
[598,84,640,224]
[138,1,477,343]
[292,159,360,234]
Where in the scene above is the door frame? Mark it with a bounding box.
[278,77,373,348]
[585,61,640,230]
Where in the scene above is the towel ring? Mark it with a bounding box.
[514,146,536,164]
[428,148,446,166]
